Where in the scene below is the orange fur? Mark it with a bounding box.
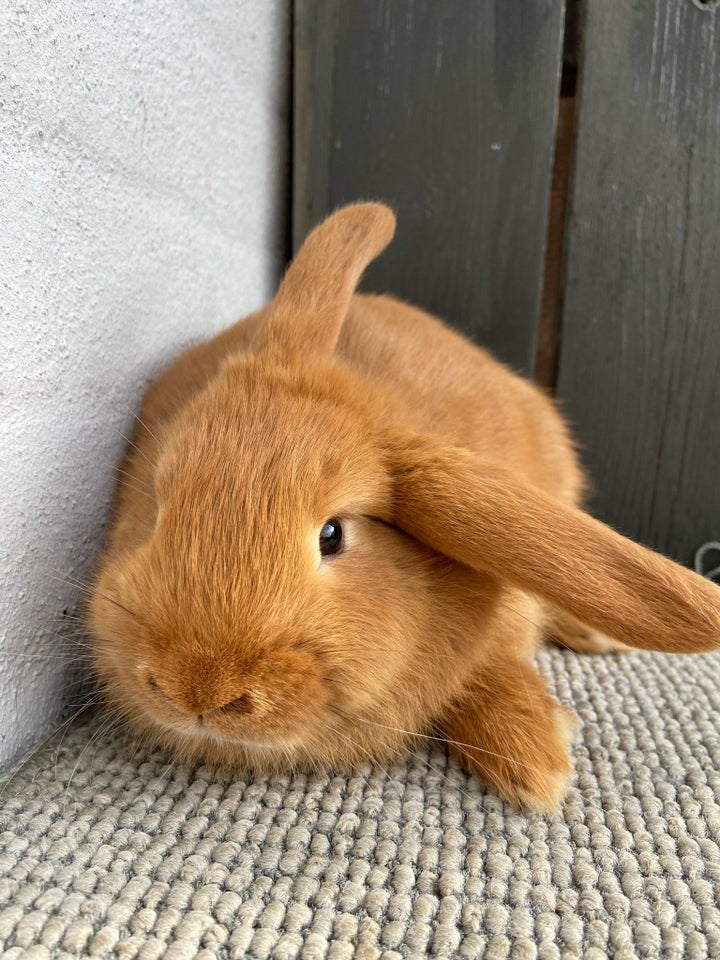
[90,203,720,812]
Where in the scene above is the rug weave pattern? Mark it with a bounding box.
[1,648,719,959]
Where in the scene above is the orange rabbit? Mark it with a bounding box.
[90,203,720,811]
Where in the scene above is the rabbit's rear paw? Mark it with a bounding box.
[547,607,633,654]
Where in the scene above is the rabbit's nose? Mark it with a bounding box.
[142,670,172,700]
[139,665,255,717]
[205,693,254,717]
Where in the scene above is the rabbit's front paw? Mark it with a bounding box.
[441,661,578,813]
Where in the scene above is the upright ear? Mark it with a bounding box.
[385,437,720,653]
[259,202,396,358]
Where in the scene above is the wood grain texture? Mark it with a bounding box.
[294,0,565,373]
[556,0,720,563]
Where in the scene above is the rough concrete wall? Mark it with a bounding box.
[0,1,290,767]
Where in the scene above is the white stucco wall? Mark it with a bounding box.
[0,1,290,767]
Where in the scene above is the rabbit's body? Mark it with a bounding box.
[91,205,720,812]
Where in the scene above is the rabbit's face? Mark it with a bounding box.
[90,353,480,770]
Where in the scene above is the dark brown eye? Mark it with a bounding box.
[319,518,343,556]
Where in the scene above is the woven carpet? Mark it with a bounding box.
[1,647,719,960]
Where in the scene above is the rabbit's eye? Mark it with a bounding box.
[319,518,343,556]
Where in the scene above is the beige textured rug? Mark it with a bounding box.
[1,647,719,959]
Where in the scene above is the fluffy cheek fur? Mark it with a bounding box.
[89,522,511,775]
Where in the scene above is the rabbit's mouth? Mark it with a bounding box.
[139,693,312,754]
[193,717,307,752]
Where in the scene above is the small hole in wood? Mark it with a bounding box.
[692,0,718,11]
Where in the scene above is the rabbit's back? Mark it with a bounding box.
[139,292,582,506]
[339,294,583,506]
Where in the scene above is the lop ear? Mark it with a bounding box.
[259,202,396,358]
[385,437,720,653]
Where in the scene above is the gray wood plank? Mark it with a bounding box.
[556,0,720,564]
[294,0,565,373]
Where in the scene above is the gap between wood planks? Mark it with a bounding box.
[535,0,581,391]
[534,64,578,392]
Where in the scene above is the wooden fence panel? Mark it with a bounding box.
[294,0,565,373]
[556,0,720,563]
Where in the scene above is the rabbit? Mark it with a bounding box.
[89,202,720,812]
